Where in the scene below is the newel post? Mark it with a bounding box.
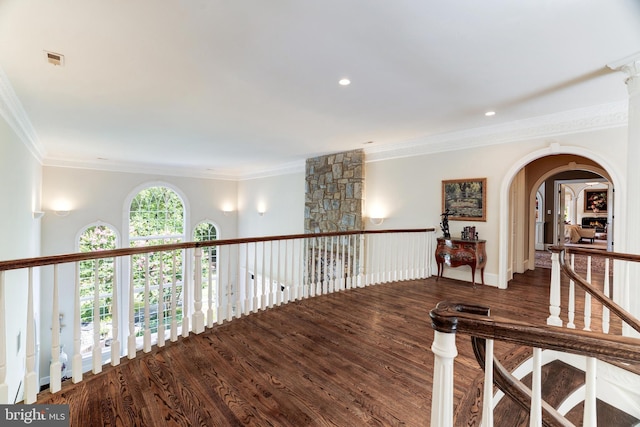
[430,306,459,427]
[546,247,563,327]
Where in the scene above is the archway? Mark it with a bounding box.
[498,144,624,289]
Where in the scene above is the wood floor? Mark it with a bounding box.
[36,268,585,426]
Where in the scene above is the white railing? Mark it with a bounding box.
[546,246,640,337]
[543,246,640,425]
[0,228,435,404]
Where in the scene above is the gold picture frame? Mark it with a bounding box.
[584,189,607,213]
[442,178,487,222]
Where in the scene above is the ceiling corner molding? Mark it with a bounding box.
[237,160,305,181]
[0,67,46,162]
[364,101,628,163]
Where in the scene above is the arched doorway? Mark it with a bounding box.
[498,145,624,289]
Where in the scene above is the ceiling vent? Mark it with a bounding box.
[44,50,64,66]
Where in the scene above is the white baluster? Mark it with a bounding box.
[546,251,563,327]
[127,255,136,359]
[143,254,152,352]
[583,357,597,427]
[171,252,179,339]
[110,260,120,367]
[50,265,62,392]
[530,347,542,427]
[268,241,275,308]
[157,256,165,348]
[310,239,317,297]
[276,241,283,305]
[567,254,576,329]
[603,258,610,334]
[322,237,328,294]
[430,331,458,427]
[183,249,191,337]
[584,256,592,331]
[253,242,259,312]
[0,271,7,403]
[243,244,250,315]
[346,235,352,290]
[216,246,224,324]
[260,241,267,308]
[227,244,233,321]
[193,247,204,334]
[207,248,214,327]
[482,338,494,427]
[284,240,290,302]
[235,244,242,317]
[297,238,304,299]
[24,268,37,404]
[360,233,366,287]
[330,236,336,292]
[92,260,102,373]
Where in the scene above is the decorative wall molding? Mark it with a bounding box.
[0,66,45,162]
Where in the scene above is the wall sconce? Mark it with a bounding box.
[369,217,384,225]
[54,210,70,217]
[257,201,267,217]
[32,211,45,219]
[222,208,233,216]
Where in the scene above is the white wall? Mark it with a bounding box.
[237,172,305,238]
[0,118,42,402]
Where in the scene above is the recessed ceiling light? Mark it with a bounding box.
[485,111,496,117]
[338,78,351,86]
[363,141,373,145]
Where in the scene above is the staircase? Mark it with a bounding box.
[492,359,639,426]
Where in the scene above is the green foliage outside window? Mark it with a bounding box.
[79,225,117,353]
[130,187,185,337]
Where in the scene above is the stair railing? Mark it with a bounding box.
[0,228,435,404]
[547,246,640,336]
[429,301,640,427]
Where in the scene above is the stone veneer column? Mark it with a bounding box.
[304,149,364,233]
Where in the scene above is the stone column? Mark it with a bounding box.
[609,53,640,331]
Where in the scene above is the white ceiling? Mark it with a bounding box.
[1,1,639,179]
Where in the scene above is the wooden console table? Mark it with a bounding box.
[435,237,487,286]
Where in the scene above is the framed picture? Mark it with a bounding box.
[584,189,607,213]
[442,178,487,221]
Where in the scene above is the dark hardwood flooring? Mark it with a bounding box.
[34,267,624,426]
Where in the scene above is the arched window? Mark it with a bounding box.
[78,223,118,357]
[193,221,218,322]
[128,186,186,345]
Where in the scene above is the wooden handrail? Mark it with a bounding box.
[548,246,640,335]
[0,228,435,272]
[551,245,640,263]
[430,301,640,362]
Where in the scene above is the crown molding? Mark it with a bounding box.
[43,157,305,181]
[0,66,45,162]
[43,101,627,180]
[364,101,628,163]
